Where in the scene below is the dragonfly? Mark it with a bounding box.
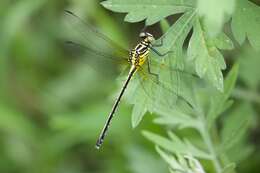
[63,10,197,149]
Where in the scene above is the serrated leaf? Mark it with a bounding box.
[153,101,199,129]
[184,155,206,173]
[156,146,183,170]
[143,131,211,159]
[131,94,148,128]
[156,10,196,52]
[207,63,239,128]
[213,32,234,50]
[152,10,197,107]
[124,10,197,128]
[124,76,151,128]
[156,147,206,173]
[188,17,231,91]
[231,0,260,50]
[101,0,195,25]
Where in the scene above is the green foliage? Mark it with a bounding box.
[142,64,244,173]
[102,0,235,94]
[156,146,206,173]
[0,0,259,173]
[126,145,168,173]
[143,131,211,159]
[221,163,236,173]
[196,0,235,35]
[238,46,260,89]
[187,18,232,91]
[220,104,253,153]
[231,0,260,50]
[125,10,197,127]
[206,63,238,129]
[101,0,195,25]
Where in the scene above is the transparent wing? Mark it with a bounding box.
[136,59,200,110]
[64,41,128,65]
[62,10,129,63]
[148,48,201,103]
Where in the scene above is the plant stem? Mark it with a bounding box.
[196,109,222,173]
[201,127,222,173]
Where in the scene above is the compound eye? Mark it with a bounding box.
[139,32,146,38]
[148,36,155,42]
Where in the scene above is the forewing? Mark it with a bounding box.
[62,10,129,63]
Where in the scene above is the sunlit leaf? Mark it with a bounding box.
[143,131,211,159]
[125,10,198,128]
[187,18,232,91]
[156,147,206,173]
[153,101,199,129]
[231,0,260,50]
[101,0,195,25]
[207,63,239,128]
[197,0,235,35]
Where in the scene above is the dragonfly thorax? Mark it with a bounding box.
[129,33,153,67]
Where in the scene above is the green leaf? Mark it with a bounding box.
[101,0,195,25]
[231,0,260,50]
[126,145,168,173]
[124,74,155,128]
[159,19,170,34]
[207,63,239,128]
[187,17,232,91]
[224,137,254,163]
[153,104,199,129]
[142,131,211,159]
[197,0,235,36]
[153,10,197,106]
[156,10,196,52]
[131,93,148,128]
[156,147,182,170]
[213,32,234,50]
[220,104,253,151]
[222,63,239,100]
[156,147,206,173]
[221,163,236,173]
[238,46,260,89]
[125,10,197,128]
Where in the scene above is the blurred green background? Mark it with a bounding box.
[0,1,167,173]
[0,0,259,173]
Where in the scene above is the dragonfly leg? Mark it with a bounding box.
[150,47,173,57]
[151,36,165,47]
[147,57,159,84]
[150,36,174,56]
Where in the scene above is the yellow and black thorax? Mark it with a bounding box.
[129,37,151,67]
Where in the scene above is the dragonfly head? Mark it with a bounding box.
[139,32,155,43]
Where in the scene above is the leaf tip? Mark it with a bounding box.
[100,0,111,8]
